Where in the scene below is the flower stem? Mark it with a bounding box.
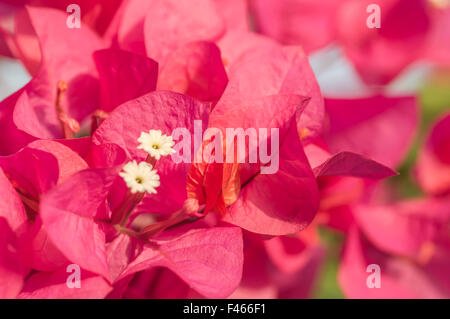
[139,209,189,239]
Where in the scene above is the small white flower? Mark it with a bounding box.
[119,161,160,194]
[137,130,176,160]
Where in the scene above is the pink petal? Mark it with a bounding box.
[338,227,449,298]
[220,45,324,143]
[18,268,112,299]
[107,233,142,282]
[15,6,103,81]
[10,7,103,138]
[115,0,154,55]
[263,227,322,274]
[217,31,279,71]
[12,82,61,139]
[274,245,325,298]
[86,143,128,168]
[56,137,92,160]
[224,127,319,235]
[93,91,210,214]
[416,113,450,195]
[313,151,397,179]
[6,0,121,36]
[116,0,225,60]
[324,96,418,168]
[0,167,27,231]
[137,159,194,216]
[0,25,14,58]
[93,91,209,159]
[39,167,121,280]
[0,217,25,298]
[304,143,332,169]
[94,49,158,112]
[143,0,225,65]
[336,0,430,84]
[158,41,228,102]
[211,95,319,235]
[1,141,87,272]
[353,199,450,259]
[123,268,192,299]
[213,0,249,32]
[0,140,88,194]
[228,235,277,299]
[250,0,340,53]
[424,7,450,67]
[116,225,243,299]
[0,89,35,155]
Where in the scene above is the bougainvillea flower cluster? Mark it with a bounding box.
[0,0,449,299]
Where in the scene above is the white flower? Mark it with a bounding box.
[119,161,160,194]
[137,130,176,160]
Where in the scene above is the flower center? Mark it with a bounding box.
[135,176,144,184]
[152,144,160,150]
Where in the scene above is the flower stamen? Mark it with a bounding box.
[91,109,109,133]
[55,80,80,139]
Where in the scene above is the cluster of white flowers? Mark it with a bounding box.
[119,130,175,194]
